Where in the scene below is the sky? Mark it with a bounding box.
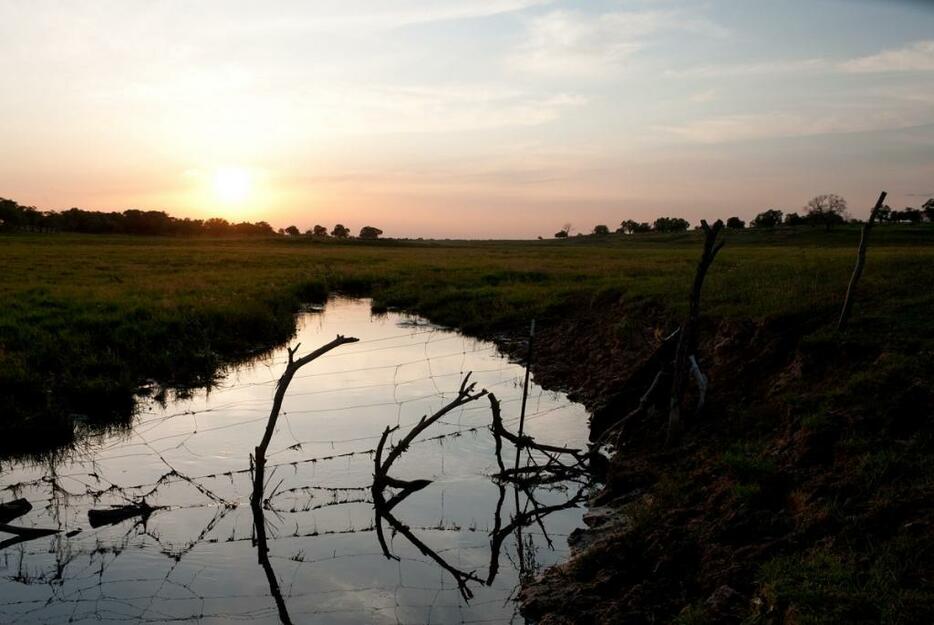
[1,0,933,238]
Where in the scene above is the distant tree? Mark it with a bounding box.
[313,224,328,237]
[804,194,848,231]
[284,225,300,236]
[752,209,783,228]
[726,216,745,229]
[331,224,350,238]
[359,226,383,239]
[784,212,805,226]
[205,217,231,236]
[923,199,934,223]
[593,224,610,236]
[617,219,638,234]
[902,207,923,224]
[877,204,892,222]
[616,219,652,234]
[554,230,569,238]
[653,217,690,232]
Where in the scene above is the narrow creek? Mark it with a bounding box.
[0,298,591,625]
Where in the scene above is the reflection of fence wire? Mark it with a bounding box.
[0,324,583,625]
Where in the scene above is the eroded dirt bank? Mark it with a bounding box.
[490,297,934,625]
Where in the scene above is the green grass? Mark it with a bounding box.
[1,224,932,455]
[750,538,934,625]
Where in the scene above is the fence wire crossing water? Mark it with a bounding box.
[0,299,590,625]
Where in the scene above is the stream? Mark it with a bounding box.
[0,298,590,625]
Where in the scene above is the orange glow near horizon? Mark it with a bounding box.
[1,3,933,238]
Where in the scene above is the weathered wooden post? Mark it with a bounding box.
[838,191,887,331]
[668,220,724,444]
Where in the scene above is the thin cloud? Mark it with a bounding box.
[840,40,934,73]
[656,109,930,144]
[668,40,934,78]
[509,8,727,77]
[301,84,587,134]
[664,58,829,78]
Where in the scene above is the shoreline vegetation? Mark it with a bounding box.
[2,223,933,623]
[1,225,931,455]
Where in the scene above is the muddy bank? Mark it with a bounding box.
[492,298,934,625]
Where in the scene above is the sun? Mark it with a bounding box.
[212,167,252,203]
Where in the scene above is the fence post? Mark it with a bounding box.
[838,191,887,332]
[515,318,536,470]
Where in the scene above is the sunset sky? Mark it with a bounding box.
[2,0,933,238]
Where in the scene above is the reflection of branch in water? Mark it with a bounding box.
[487,392,589,588]
[374,499,483,601]
[0,498,61,550]
[251,500,294,625]
[248,336,358,625]
[369,383,590,601]
[489,393,586,485]
[372,374,489,600]
[485,481,587,586]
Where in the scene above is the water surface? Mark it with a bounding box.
[0,298,589,624]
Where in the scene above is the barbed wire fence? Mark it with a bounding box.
[0,319,591,625]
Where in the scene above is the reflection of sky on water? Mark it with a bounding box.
[0,298,589,624]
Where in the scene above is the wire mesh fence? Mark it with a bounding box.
[0,299,590,625]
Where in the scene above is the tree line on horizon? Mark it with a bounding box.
[560,194,934,238]
[0,198,384,240]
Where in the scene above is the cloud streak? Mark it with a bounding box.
[840,40,934,73]
[509,8,727,77]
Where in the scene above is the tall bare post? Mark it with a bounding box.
[251,335,358,507]
[668,220,724,444]
[838,191,887,331]
[515,318,535,471]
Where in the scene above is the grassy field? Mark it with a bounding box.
[3,225,933,622]
[1,225,932,453]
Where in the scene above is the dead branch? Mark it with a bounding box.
[377,373,487,479]
[838,191,887,331]
[668,219,724,443]
[0,499,60,549]
[252,335,359,507]
[591,366,668,447]
[589,328,680,445]
[488,393,584,473]
[0,498,31,524]
[372,373,487,507]
[0,523,60,549]
[369,374,489,600]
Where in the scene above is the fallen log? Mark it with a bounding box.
[88,500,156,528]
